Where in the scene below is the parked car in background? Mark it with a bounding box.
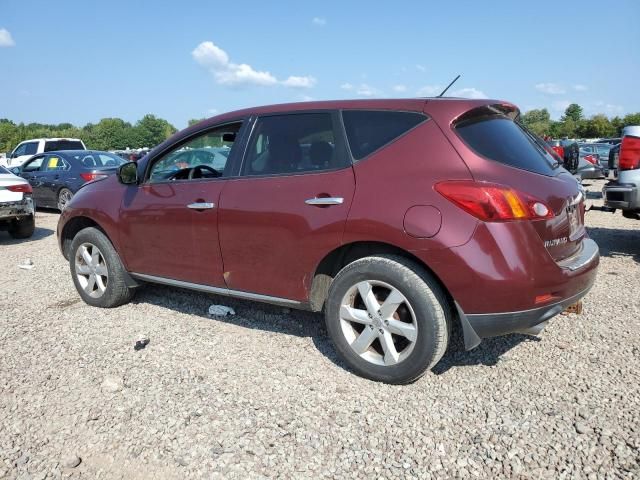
[6,138,86,167]
[580,143,612,176]
[596,138,621,145]
[0,165,35,238]
[577,149,604,180]
[57,98,599,384]
[608,143,621,176]
[12,150,125,211]
[603,126,640,220]
[547,139,579,173]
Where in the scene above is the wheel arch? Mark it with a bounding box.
[60,216,109,260]
[308,241,455,314]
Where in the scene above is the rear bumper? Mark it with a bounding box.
[603,181,639,210]
[0,196,35,220]
[456,238,599,349]
[579,165,604,179]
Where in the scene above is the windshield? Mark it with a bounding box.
[456,113,560,175]
[0,165,10,174]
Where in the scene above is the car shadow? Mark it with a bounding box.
[133,284,546,378]
[587,226,639,263]
[0,226,54,244]
[132,284,351,369]
[586,190,602,199]
[432,333,541,375]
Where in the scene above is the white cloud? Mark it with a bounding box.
[207,108,219,114]
[392,84,407,93]
[416,64,426,72]
[573,84,588,92]
[416,85,442,96]
[282,75,317,88]
[355,83,381,97]
[312,17,326,26]
[535,82,566,95]
[192,41,314,88]
[340,83,354,90]
[299,94,315,102]
[552,100,571,112]
[0,28,15,47]
[451,87,488,99]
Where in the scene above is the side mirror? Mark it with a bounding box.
[10,167,20,175]
[118,162,139,185]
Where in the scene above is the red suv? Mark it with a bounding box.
[57,98,599,384]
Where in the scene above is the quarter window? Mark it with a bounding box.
[243,113,347,176]
[342,110,427,160]
[148,122,242,183]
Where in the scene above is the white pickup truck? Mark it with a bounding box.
[4,138,86,167]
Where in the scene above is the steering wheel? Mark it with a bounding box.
[188,165,219,179]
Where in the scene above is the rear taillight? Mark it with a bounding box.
[435,181,554,222]
[545,145,563,163]
[584,155,597,165]
[619,135,640,171]
[7,184,32,194]
[80,173,108,182]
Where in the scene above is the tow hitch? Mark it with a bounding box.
[562,300,583,315]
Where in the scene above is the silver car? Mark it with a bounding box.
[0,165,35,238]
[603,126,640,220]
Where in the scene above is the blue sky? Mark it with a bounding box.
[1,0,639,128]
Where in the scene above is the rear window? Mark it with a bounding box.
[342,110,427,160]
[44,140,84,152]
[456,115,558,175]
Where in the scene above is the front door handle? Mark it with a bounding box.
[187,202,215,210]
[305,197,344,206]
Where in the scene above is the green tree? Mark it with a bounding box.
[623,113,640,128]
[134,114,177,148]
[561,104,583,123]
[521,109,551,136]
[91,118,134,150]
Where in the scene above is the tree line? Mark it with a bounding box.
[1,104,639,153]
[520,104,640,139]
[0,115,181,153]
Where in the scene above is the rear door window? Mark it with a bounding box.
[44,140,84,152]
[43,155,70,171]
[242,113,349,176]
[456,113,558,175]
[342,110,427,160]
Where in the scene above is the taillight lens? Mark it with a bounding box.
[545,145,563,163]
[80,172,108,182]
[619,135,640,171]
[7,184,32,194]
[435,181,554,222]
[584,155,597,165]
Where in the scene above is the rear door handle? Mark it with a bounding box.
[305,197,344,206]
[187,202,215,210]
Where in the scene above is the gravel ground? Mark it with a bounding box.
[1,178,639,479]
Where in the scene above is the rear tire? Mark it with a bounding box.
[8,215,35,239]
[325,254,451,384]
[69,227,135,308]
[57,188,73,211]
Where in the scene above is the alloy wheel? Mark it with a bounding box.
[74,243,108,298]
[339,280,418,366]
[58,189,73,211]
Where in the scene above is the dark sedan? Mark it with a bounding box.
[12,150,125,210]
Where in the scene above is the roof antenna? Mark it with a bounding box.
[437,74,461,97]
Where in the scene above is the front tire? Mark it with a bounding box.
[8,215,35,239]
[69,227,135,308]
[325,255,451,384]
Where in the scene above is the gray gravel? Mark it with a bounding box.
[1,179,639,479]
